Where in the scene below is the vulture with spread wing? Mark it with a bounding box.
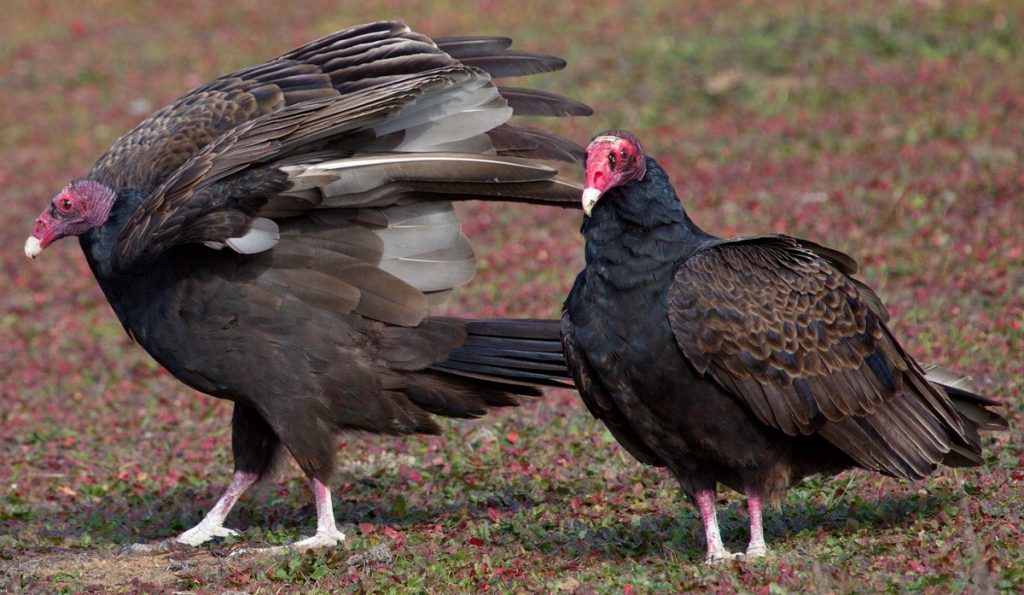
[561,131,1006,562]
[26,21,590,552]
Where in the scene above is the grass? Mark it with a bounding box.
[1,0,1022,592]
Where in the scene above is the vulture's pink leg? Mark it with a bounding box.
[746,494,768,558]
[231,477,345,556]
[695,489,736,562]
[176,470,258,546]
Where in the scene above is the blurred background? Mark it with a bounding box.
[1,1,1021,591]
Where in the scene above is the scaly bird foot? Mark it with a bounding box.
[705,549,744,563]
[120,540,172,555]
[175,521,240,546]
[230,525,346,557]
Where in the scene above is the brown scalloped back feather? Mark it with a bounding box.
[667,234,987,479]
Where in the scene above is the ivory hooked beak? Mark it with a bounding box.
[582,188,602,217]
[24,236,42,259]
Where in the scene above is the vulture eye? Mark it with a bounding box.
[619,149,628,159]
[60,197,73,210]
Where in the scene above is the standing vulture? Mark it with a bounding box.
[561,130,1006,562]
[25,21,590,552]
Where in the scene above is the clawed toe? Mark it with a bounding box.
[706,550,744,563]
[175,524,240,547]
[706,546,769,563]
[120,540,172,555]
[230,526,346,557]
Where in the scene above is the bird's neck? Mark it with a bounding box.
[79,188,147,282]
[78,188,167,338]
[581,159,714,290]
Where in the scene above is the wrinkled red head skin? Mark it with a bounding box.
[27,179,116,257]
[581,131,647,215]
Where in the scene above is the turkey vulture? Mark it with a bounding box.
[25,21,589,553]
[561,130,1006,562]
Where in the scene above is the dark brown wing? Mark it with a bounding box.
[103,22,590,328]
[88,22,589,195]
[111,66,583,327]
[667,234,977,478]
[105,21,592,274]
[793,237,892,323]
[561,285,663,467]
[110,66,514,271]
[88,21,449,193]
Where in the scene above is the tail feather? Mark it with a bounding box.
[446,344,565,364]
[924,364,1008,431]
[920,364,1007,468]
[461,317,563,339]
[432,359,569,387]
[431,318,573,389]
[401,383,520,420]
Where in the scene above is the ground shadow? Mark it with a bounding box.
[512,489,950,564]
[2,468,953,568]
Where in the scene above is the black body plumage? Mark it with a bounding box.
[35,21,592,549]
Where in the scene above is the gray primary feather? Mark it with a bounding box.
[372,203,476,293]
[294,153,561,201]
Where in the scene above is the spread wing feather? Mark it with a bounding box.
[111,60,586,271]
[88,21,448,192]
[94,21,588,329]
[111,67,513,271]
